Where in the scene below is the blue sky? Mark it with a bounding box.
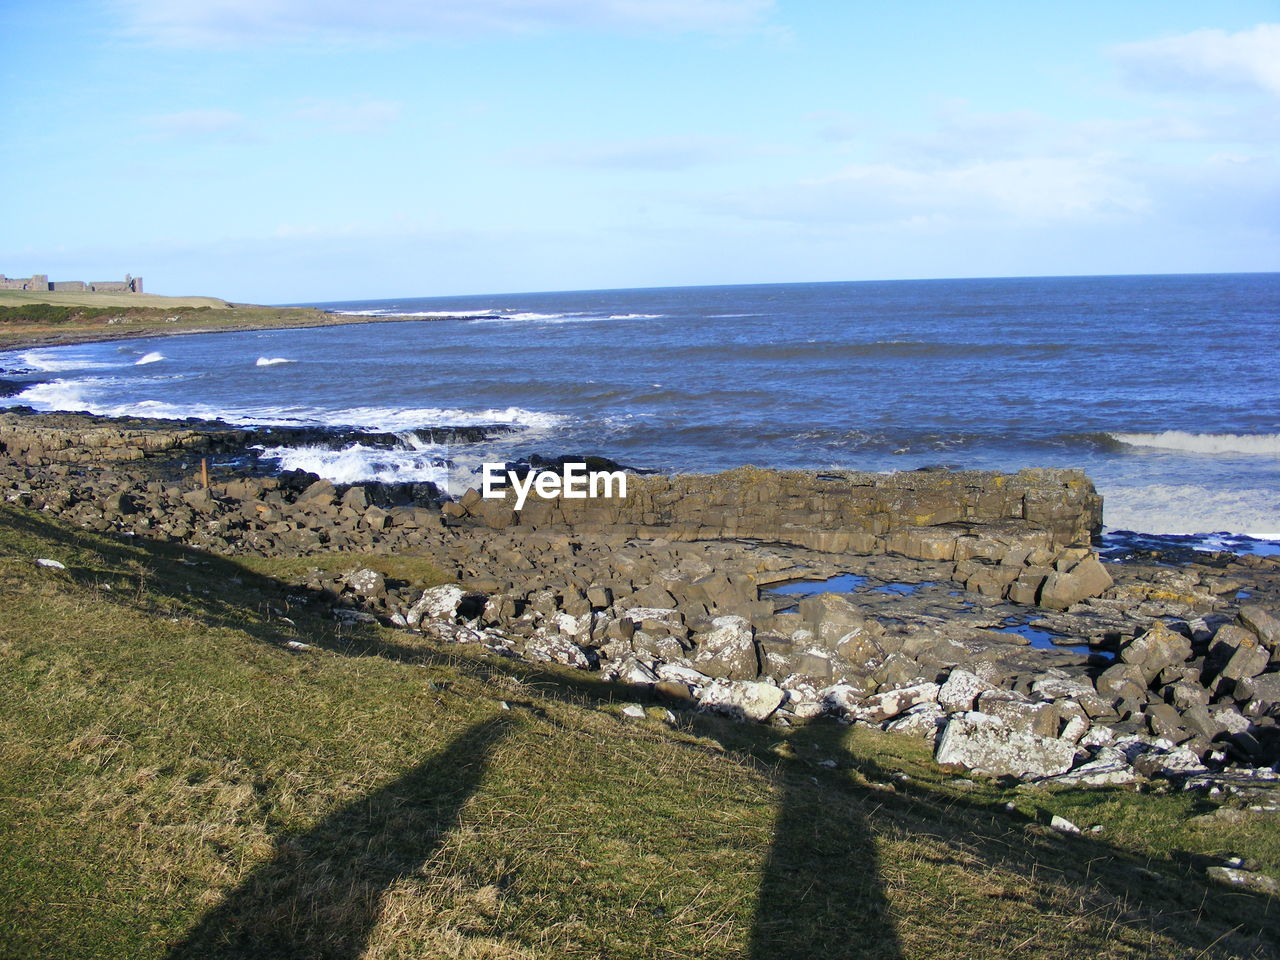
[2,1,1278,302]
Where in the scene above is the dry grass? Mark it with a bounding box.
[0,289,231,308]
[0,503,1277,959]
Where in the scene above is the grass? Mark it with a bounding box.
[1,502,1277,959]
[0,290,231,309]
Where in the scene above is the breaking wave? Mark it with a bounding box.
[255,443,450,485]
[1101,483,1280,538]
[255,357,295,366]
[1109,431,1280,456]
[135,352,165,365]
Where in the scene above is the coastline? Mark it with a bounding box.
[0,305,452,353]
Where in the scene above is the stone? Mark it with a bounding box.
[1206,866,1280,896]
[1041,747,1141,787]
[1094,662,1148,702]
[938,668,996,713]
[975,692,1059,738]
[1119,622,1192,684]
[691,616,759,680]
[1239,605,1280,650]
[1221,637,1270,682]
[1050,815,1081,834]
[884,702,947,741]
[343,567,386,598]
[934,712,1076,779]
[1038,554,1113,610]
[847,681,940,723]
[698,679,785,721]
[405,585,465,627]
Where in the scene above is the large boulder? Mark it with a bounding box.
[1038,553,1113,611]
[934,712,1076,778]
[406,585,465,628]
[698,679,784,721]
[691,616,759,680]
[1119,622,1192,685]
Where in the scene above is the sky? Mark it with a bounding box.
[2,1,1278,303]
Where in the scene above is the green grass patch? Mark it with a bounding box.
[0,504,1277,959]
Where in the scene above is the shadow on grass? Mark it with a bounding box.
[164,716,514,960]
[3,504,1278,958]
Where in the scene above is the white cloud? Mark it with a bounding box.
[712,155,1148,227]
[1113,23,1280,98]
[141,108,255,140]
[112,0,774,46]
[526,134,768,170]
[293,99,403,134]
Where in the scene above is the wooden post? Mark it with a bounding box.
[201,458,209,489]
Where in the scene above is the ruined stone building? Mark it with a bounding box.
[0,273,143,293]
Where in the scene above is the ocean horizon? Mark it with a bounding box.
[4,271,1278,547]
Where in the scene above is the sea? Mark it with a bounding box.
[3,273,1278,551]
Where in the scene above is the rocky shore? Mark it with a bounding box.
[3,408,1279,802]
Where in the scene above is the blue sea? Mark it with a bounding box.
[4,273,1279,545]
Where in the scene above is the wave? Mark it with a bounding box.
[255,443,450,485]
[1101,483,1280,538]
[135,352,165,365]
[255,357,295,367]
[336,308,499,318]
[1110,431,1280,456]
[467,312,664,325]
[9,379,564,433]
[8,349,120,373]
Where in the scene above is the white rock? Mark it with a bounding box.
[1031,673,1094,700]
[1042,748,1142,787]
[406,585,465,627]
[35,558,66,570]
[1050,815,1081,834]
[656,663,712,688]
[525,632,594,670]
[938,669,994,713]
[885,702,947,741]
[934,712,1076,779]
[698,679,785,721]
[620,704,646,719]
[848,682,940,723]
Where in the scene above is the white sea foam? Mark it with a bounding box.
[1102,483,1280,538]
[1111,431,1280,456]
[11,349,120,372]
[11,378,564,434]
[336,308,499,318]
[135,352,165,365]
[255,443,450,485]
[255,357,295,366]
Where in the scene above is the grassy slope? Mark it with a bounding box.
[0,290,231,309]
[1,504,1277,959]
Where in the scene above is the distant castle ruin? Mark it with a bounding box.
[0,272,143,293]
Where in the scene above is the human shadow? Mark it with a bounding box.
[748,720,903,959]
[164,716,513,960]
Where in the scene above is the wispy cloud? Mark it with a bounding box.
[111,0,774,46]
[140,100,403,142]
[712,155,1147,227]
[292,99,403,134]
[141,108,256,141]
[1112,23,1280,98]
[525,134,771,171]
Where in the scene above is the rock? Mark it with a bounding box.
[406,585,465,627]
[525,632,595,669]
[1239,605,1280,650]
[1041,748,1141,787]
[1221,636,1270,682]
[691,616,759,680]
[1131,746,1208,779]
[934,712,1076,778]
[847,681,940,724]
[1095,662,1148,702]
[975,692,1059,738]
[1049,815,1081,834]
[884,702,947,741]
[1119,622,1192,684]
[698,679,785,721]
[938,668,996,713]
[1238,672,1280,711]
[1206,866,1280,896]
[35,558,66,569]
[343,567,386,598]
[1039,553,1113,610]
[620,704,646,720]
